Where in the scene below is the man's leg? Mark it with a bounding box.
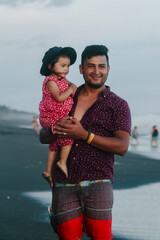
[50,186,83,240]
[83,181,114,240]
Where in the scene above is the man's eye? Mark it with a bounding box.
[88,65,93,68]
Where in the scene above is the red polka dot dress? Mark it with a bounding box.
[39,76,74,151]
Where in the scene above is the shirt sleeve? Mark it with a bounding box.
[112,99,131,134]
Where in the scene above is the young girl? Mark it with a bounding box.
[39,46,77,187]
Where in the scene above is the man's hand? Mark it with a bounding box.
[53,116,88,141]
[39,116,87,144]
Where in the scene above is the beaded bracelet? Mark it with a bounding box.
[87,132,95,144]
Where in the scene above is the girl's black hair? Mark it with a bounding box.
[41,54,69,76]
[40,46,77,76]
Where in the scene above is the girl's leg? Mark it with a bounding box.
[46,151,58,175]
[57,145,72,178]
[43,151,57,187]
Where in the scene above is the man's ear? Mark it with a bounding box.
[79,64,83,74]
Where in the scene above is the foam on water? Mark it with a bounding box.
[18,125,32,129]
[23,191,52,206]
[23,183,160,240]
[113,183,160,240]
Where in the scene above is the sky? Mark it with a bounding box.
[0,0,160,115]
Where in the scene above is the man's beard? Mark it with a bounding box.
[86,81,105,89]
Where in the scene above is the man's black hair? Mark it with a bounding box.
[81,45,109,66]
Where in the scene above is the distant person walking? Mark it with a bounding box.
[151,125,159,147]
[131,126,139,145]
[31,116,40,135]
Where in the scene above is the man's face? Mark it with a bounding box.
[79,55,110,89]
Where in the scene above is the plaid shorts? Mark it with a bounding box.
[50,180,114,240]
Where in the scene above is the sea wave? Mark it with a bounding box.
[0,105,37,127]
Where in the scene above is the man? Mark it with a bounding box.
[151,125,159,147]
[40,45,131,240]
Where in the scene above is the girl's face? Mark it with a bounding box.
[49,56,70,78]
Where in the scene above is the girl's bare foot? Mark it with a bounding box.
[57,162,68,178]
[42,172,53,188]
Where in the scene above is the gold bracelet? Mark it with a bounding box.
[87,132,95,144]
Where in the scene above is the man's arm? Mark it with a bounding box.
[89,130,130,156]
[53,117,130,156]
[39,116,74,144]
[39,128,56,144]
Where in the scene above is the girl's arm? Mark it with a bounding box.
[46,80,74,102]
[66,79,72,86]
[66,79,77,97]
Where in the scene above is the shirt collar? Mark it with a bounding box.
[99,86,110,99]
[76,84,110,98]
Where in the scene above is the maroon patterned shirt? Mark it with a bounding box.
[52,85,131,183]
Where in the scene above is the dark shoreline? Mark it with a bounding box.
[0,125,160,240]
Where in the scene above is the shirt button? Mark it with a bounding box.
[76,144,78,147]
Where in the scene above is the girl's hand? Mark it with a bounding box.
[70,84,77,97]
[54,116,88,141]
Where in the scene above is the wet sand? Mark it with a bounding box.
[0,125,160,240]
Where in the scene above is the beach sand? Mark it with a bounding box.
[0,125,160,240]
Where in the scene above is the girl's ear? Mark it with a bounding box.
[48,63,52,70]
